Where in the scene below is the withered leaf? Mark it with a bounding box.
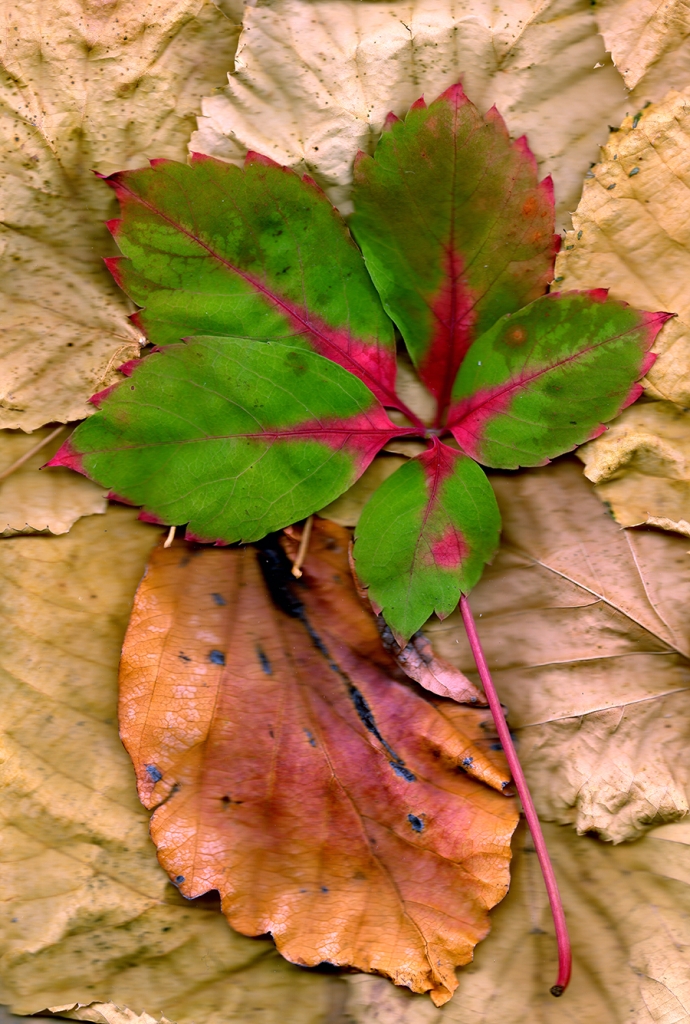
[192,0,629,221]
[427,458,690,843]
[0,427,106,536]
[119,520,518,1007]
[554,87,690,535]
[345,820,690,1023]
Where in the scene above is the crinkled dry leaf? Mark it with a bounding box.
[0,0,240,431]
[0,509,345,1023]
[344,820,690,1024]
[597,0,690,92]
[191,0,628,221]
[427,458,690,843]
[554,88,690,533]
[578,401,690,537]
[0,427,106,536]
[48,1004,174,1024]
[119,522,516,1007]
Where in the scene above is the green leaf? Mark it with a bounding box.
[353,440,501,641]
[103,153,402,410]
[48,338,400,543]
[448,291,671,470]
[350,84,558,420]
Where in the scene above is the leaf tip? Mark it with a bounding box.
[484,104,508,136]
[383,110,401,131]
[45,436,84,474]
[104,255,125,288]
[149,157,171,169]
[89,383,119,408]
[437,82,468,109]
[118,357,145,378]
[108,491,137,507]
[245,150,281,169]
[410,95,427,111]
[139,510,167,526]
[513,134,537,171]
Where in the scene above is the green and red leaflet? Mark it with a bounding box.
[350,84,558,421]
[51,82,670,642]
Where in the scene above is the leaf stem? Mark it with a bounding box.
[459,594,572,997]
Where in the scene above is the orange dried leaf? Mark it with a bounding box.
[119,520,518,1006]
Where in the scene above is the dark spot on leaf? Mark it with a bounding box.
[390,761,416,782]
[221,795,232,804]
[607,183,616,190]
[629,167,640,176]
[577,230,583,240]
[504,325,528,347]
[320,886,329,893]
[285,350,307,374]
[461,756,473,766]
[145,764,163,782]
[211,592,226,606]
[209,650,225,665]
[407,814,424,833]
[490,742,503,751]
[256,645,272,674]
[304,729,317,747]
[174,875,185,884]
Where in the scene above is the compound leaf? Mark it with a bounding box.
[351,84,558,419]
[353,440,501,642]
[103,153,401,409]
[49,338,399,544]
[448,292,671,470]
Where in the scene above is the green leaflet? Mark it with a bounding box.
[353,442,501,641]
[104,153,400,409]
[448,292,667,470]
[49,339,399,544]
[351,84,557,419]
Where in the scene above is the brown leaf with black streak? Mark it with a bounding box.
[119,520,518,1007]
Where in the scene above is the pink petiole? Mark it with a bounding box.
[460,594,572,997]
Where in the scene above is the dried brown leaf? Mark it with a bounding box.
[0,509,344,1023]
[554,88,690,533]
[345,820,690,1024]
[0,0,240,431]
[0,427,106,536]
[427,459,690,843]
[597,0,690,92]
[191,0,629,222]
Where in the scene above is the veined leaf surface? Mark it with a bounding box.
[448,292,671,470]
[351,83,558,419]
[354,440,501,641]
[103,153,401,409]
[120,521,517,1006]
[48,338,399,543]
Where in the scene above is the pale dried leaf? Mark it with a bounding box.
[0,0,240,431]
[191,0,629,222]
[554,87,690,531]
[427,459,690,843]
[578,402,690,537]
[0,427,106,536]
[554,87,690,406]
[0,509,343,1023]
[345,821,690,1024]
[597,0,690,91]
[48,1004,174,1024]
